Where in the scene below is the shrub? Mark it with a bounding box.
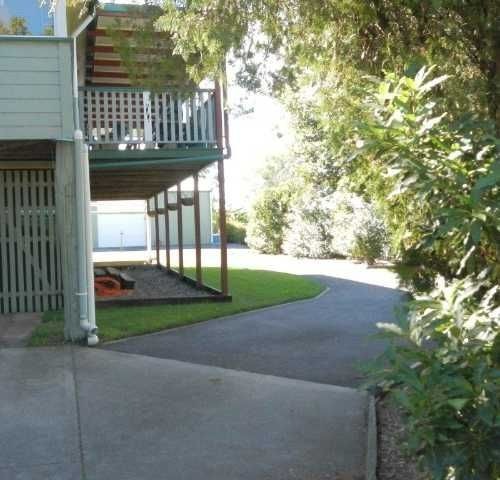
[282,190,336,258]
[246,185,293,254]
[364,67,500,479]
[282,188,388,261]
[226,219,247,244]
[372,275,500,479]
[224,209,248,245]
[351,220,387,265]
[359,66,500,288]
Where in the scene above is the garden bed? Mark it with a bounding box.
[377,397,425,480]
[95,265,219,307]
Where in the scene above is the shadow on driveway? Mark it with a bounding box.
[106,275,406,387]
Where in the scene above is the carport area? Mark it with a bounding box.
[0,347,371,480]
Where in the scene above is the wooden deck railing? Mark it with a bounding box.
[79,87,217,147]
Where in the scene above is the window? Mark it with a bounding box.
[0,0,53,36]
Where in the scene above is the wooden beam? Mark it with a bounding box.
[176,181,184,278]
[154,194,160,267]
[193,173,203,287]
[217,156,229,295]
[164,188,171,270]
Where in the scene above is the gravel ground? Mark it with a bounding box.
[97,266,208,301]
[377,398,426,480]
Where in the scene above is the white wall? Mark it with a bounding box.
[91,193,213,250]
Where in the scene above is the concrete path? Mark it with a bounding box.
[1,347,371,480]
[107,271,405,387]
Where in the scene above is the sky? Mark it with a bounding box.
[223,91,292,210]
[0,0,52,34]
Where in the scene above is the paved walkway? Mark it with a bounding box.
[107,256,405,387]
[1,347,371,480]
[0,313,41,347]
[1,252,402,479]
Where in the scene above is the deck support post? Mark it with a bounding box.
[215,81,229,296]
[193,173,203,287]
[217,157,229,296]
[176,181,184,278]
[145,201,152,263]
[164,188,171,270]
[154,194,160,267]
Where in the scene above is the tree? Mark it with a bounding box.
[0,17,29,35]
[158,0,500,132]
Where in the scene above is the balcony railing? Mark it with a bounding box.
[79,87,217,147]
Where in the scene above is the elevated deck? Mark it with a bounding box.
[79,85,225,201]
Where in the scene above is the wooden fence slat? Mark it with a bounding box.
[13,171,26,313]
[22,171,33,312]
[7,172,18,312]
[0,171,9,313]
[30,171,42,311]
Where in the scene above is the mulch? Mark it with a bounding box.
[377,397,427,480]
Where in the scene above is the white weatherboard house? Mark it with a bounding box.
[0,0,231,344]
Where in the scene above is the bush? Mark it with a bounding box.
[351,223,387,265]
[364,68,500,479]
[359,66,500,288]
[372,275,500,479]
[282,188,388,261]
[246,185,293,254]
[226,219,247,244]
[282,190,336,258]
[225,209,248,245]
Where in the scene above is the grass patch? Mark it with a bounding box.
[29,268,324,346]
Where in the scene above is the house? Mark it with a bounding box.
[0,0,230,345]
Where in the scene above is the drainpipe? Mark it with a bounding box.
[74,132,98,346]
[71,12,99,346]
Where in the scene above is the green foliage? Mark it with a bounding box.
[159,0,500,130]
[372,275,500,479]
[282,187,388,261]
[0,16,29,35]
[359,67,500,287]
[351,224,387,265]
[107,6,196,92]
[246,185,293,254]
[226,209,247,244]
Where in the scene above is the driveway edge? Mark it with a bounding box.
[365,395,377,480]
[103,285,330,346]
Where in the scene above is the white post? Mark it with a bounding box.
[145,202,153,263]
[143,91,154,147]
[54,0,68,37]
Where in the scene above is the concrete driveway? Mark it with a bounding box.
[1,347,371,480]
[106,255,405,387]
[1,252,401,479]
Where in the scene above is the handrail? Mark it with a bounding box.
[79,86,216,94]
